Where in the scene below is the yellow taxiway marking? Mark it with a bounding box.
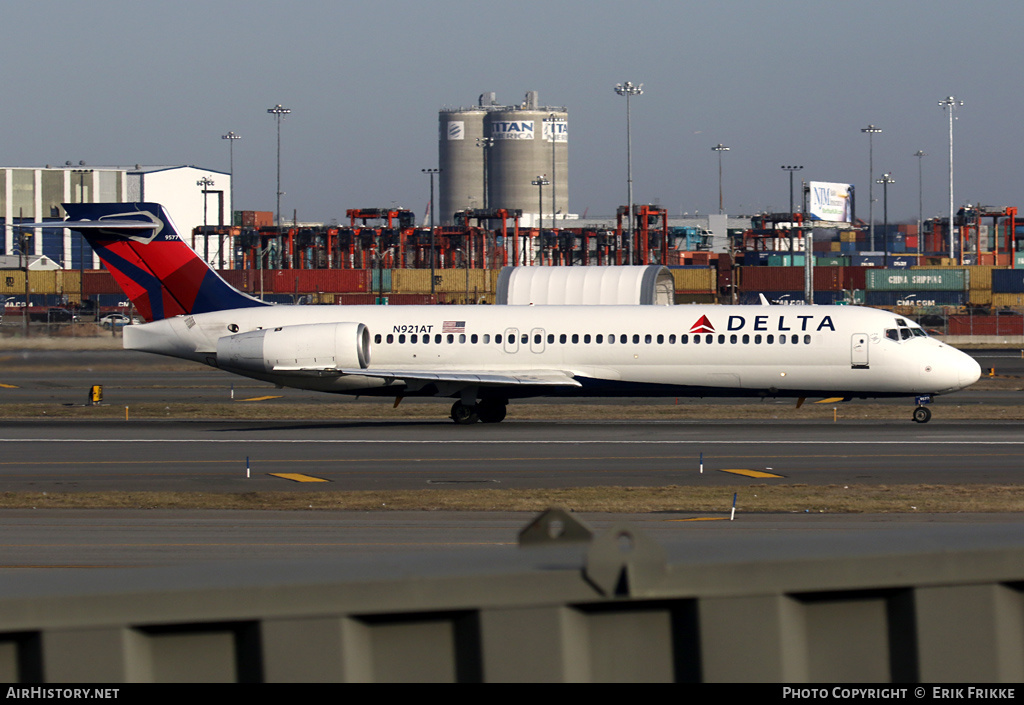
[235,395,283,402]
[718,468,784,479]
[0,383,18,389]
[269,473,330,483]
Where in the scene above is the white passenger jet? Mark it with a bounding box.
[38,203,980,424]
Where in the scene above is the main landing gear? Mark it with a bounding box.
[450,399,507,425]
[912,395,932,424]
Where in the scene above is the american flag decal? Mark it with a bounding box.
[442,320,466,333]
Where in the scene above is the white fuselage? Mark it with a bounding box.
[123,303,981,401]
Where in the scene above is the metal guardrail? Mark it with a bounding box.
[0,508,1023,682]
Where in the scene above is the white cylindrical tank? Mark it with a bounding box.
[438,108,487,225]
[485,103,567,223]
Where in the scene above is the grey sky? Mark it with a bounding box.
[3,0,1020,225]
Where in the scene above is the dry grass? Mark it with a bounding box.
[2,484,1023,513]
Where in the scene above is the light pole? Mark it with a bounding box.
[615,81,643,264]
[475,137,493,209]
[876,172,894,266]
[267,104,290,228]
[421,168,441,294]
[780,166,803,219]
[71,168,93,314]
[712,144,730,214]
[861,124,882,251]
[914,151,926,254]
[546,114,564,229]
[222,132,240,220]
[197,177,215,264]
[531,175,549,266]
[939,96,963,260]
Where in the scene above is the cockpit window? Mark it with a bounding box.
[900,328,912,340]
[886,329,899,341]
[911,328,927,337]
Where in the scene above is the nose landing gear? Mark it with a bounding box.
[912,395,932,423]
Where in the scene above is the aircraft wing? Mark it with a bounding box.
[274,366,582,388]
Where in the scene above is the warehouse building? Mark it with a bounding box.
[0,165,230,269]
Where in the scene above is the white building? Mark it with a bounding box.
[1,165,231,269]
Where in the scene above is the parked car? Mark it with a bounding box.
[99,313,142,329]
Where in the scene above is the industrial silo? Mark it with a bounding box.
[485,92,568,227]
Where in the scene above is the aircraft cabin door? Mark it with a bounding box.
[851,333,869,369]
[530,328,546,354]
[504,327,519,354]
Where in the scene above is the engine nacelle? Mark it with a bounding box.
[217,322,370,373]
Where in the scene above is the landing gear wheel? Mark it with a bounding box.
[912,406,932,424]
[477,399,507,424]
[451,401,479,425]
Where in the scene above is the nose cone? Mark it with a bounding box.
[958,352,982,388]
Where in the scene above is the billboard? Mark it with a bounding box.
[808,182,853,223]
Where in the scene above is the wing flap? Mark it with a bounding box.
[272,366,581,387]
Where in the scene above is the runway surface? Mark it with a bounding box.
[0,345,1020,570]
[0,417,1022,491]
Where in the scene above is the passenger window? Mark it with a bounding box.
[705,334,713,344]
[584,334,591,344]
[742,334,749,344]
[374,334,382,344]
[398,334,406,344]
[446,334,454,344]
[483,334,490,344]
[534,333,541,344]
[633,334,640,344]
[459,334,467,343]
[560,334,567,344]
[620,334,627,344]
[804,334,811,344]
[644,334,652,344]
[496,334,503,344]
[411,334,418,343]
[547,334,554,344]
[681,334,689,344]
[755,334,762,344]
[730,334,737,344]
[471,334,478,344]
[718,334,725,344]
[596,334,604,344]
[694,334,701,344]
[767,334,774,344]
[668,334,675,344]
[791,334,798,344]
[572,334,579,344]
[386,334,394,344]
[521,333,528,344]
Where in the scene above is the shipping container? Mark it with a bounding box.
[947,315,1024,336]
[865,268,968,291]
[991,293,1024,308]
[269,269,368,294]
[738,291,846,305]
[0,270,25,294]
[865,291,966,307]
[670,267,716,292]
[991,269,1024,293]
[392,268,490,294]
[82,270,121,295]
